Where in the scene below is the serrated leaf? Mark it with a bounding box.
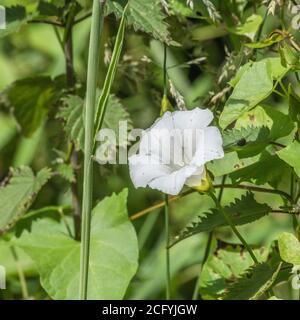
[222,257,283,300]
[15,189,139,300]
[56,163,75,183]
[277,141,300,177]
[278,232,300,266]
[59,95,84,150]
[0,166,52,234]
[174,193,271,245]
[0,5,36,38]
[107,0,172,44]
[198,239,268,299]
[3,76,58,137]
[58,94,132,151]
[219,58,289,129]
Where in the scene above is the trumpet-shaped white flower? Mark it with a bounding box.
[128,108,224,195]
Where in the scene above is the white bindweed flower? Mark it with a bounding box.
[128,108,224,195]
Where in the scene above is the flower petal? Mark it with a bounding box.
[191,126,224,166]
[185,166,205,187]
[148,165,197,195]
[129,154,171,188]
[172,108,214,130]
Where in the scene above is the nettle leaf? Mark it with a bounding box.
[59,95,84,150]
[277,141,300,177]
[59,94,132,151]
[278,232,300,266]
[3,76,58,137]
[230,14,263,41]
[219,58,289,129]
[107,0,172,44]
[37,0,64,17]
[15,189,139,300]
[56,163,75,183]
[223,126,270,158]
[174,193,271,245]
[198,239,268,299]
[0,5,36,38]
[222,257,283,300]
[0,166,52,235]
[230,152,292,187]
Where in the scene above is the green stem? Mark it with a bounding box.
[163,43,167,97]
[210,192,258,264]
[192,232,213,300]
[79,0,106,300]
[164,194,171,300]
[10,246,29,300]
[192,175,226,300]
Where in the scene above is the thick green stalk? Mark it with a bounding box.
[162,42,171,299]
[79,0,106,300]
[93,4,128,145]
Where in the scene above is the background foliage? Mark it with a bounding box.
[0,0,300,300]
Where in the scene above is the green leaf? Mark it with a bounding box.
[245,32,284,49]
[278,232,300,266]
[235,105,295,141]
[223,126,270,158]
[230,152,291,187]
[174,193,271,245]
[219,58,289,129]
[59,95,85,150]
[222,258,283,300]
[230,14,263,41]
[0,5,36,38]
[288,85,300,129]
[15,189,139,300]
[3,76,58,137]
[207,152,259,177]
[0,240,36,277]
[107,0,172,44]
[0,166,52,234]
[199,239,268,299]
[58,94,132,151]
[279,43,300,70]
[277,141,300,177]
[37,1,63,17]
[56,163,75,183]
